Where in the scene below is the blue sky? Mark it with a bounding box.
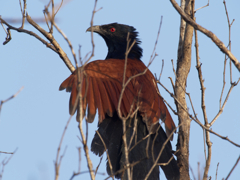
[1,0,240,180]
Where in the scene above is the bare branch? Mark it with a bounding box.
[157,80,240,148]
[19,0,27,29]
[157,149,179,166]
[77,147,81,173]
[0,148,18,180]
[169,0,240,72]
[149,16,163,63]
[95,131,114,179]
[70,170,105,180]
[129,133,151,153]
[0,17,57,51]
[53,22,77,67]
[95,156,103,176]
[84,1,103,66]
[0,151,14,155]
[225,155,240,180]
[220,54,227,109]
[194,0,210,13]
[210,78,240,126]
[223,0,235,83]
[194,26,211,180]
[26,13,75,72]
[104,160,142,180]
[74,2,100,180]
[215,162,219,180]
[190,165,197,180]
[55,116,72,180]
[144,123,182,180]
[158,59,164,81]
[50,0,55,34]
[0,86,24,116]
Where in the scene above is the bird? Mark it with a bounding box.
[59,23,180,180]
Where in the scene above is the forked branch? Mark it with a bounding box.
[169,0,240,72]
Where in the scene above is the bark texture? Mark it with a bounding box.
[175,1,194,180]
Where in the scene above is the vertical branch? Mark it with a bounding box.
[215,162,219,180]
[194,28,211,180]
[50,0,54,34]
[85,0,103,65]
[223,0,235,84]
[77,68,94,180]
[54,116,72,180]
[118,32,132,180]
[220,54,227,109]
[177,0,186,62]
[19,0,27,29]
[75,1,100,180]
[175,1,194,179]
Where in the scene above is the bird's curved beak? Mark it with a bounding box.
[86,25,100,33]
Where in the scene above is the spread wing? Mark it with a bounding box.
[59,58,175,138]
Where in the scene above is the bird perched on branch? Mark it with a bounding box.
[59,23,179,180]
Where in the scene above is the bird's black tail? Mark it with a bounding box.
[91,113,180,180]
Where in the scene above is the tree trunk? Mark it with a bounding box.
[175,0,194,179]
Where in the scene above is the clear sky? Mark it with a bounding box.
[1,0,240,180]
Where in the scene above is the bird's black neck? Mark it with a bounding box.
[105,39,142,60]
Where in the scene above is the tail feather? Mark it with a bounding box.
[91,113,179,180]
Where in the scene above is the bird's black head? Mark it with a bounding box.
[86,23,142,60]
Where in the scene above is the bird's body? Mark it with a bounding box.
[60,23,179,180]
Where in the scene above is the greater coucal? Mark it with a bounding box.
[59,23,179,180]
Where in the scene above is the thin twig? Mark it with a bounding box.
[194,0,210,13]
[225,155,240,180]
[55,116,72,180]
[26,13,75,72]
[0,151,14,154]
[95,156,103,176]
[158,59,164,81]
[129,134,151,153]
[0,86,24,116]
[104,159,143,180]
[54,0,64,17]
[0,17,58,50]
[157,149,179,166]
[50,0,54,34]
[169,0,240,72]
[0,148,18,180]
[75,2,100,180]
[210,78,240,126]
[77,147,81,173]
[223,0,235,84]
[220,54,227,109]
[190,165,197,180]
[194,26,211,180]
[95,131,114,180]
[149,16,163,63]
[19,0,27,29]
[84,0,103,66]
[144,123,182,180]
[128,102,140,151]
[70,170,105,180]
[53,22,77,63]
[198,162,201,180]
[215,162,219,180]
[157,80,240,147]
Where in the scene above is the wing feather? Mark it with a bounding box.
[59,58,176,138]
[92,78,104,123]
[86,77,96,123]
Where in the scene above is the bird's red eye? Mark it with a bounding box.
[110,28,116,32]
